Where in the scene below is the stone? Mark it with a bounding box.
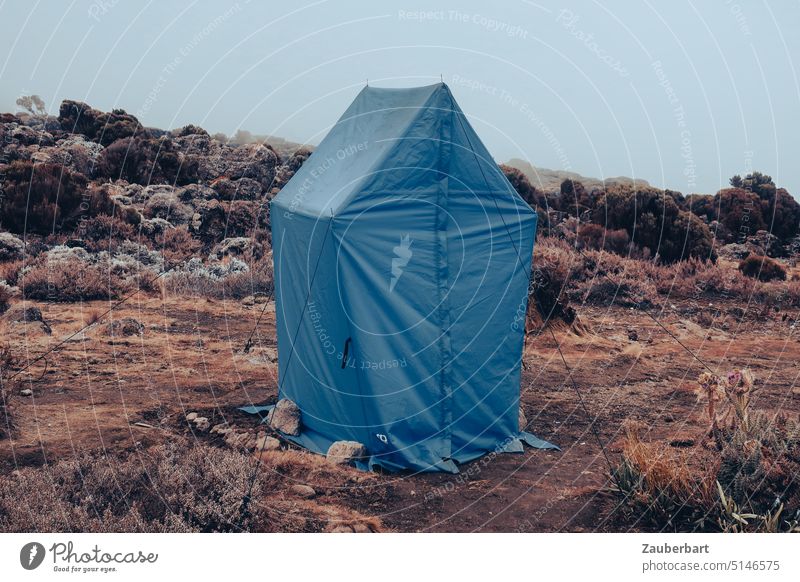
[211,423,232,435]
[103,317,144,337]
[0,232,25,262]
[20,389,33,396]
[6,305,52,335]
[329,525,354,533]
[326,440,367,464]
[192,417,210,431]
[185,412,198,421]
[255,433,280,451]
[518,408,528,430]
[627,329,639,342]
[290,484,316,498]
[351,522,372,533]
[267,398,301,436]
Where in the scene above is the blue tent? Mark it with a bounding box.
[268,83,556,473]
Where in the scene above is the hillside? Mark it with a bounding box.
[505,158,650,193]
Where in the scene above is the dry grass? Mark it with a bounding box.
[0,442,384,532]
[20,257,131,302]
[532,236,799,321]
[613,370,800,532]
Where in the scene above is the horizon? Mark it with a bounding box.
[1,1,798,196]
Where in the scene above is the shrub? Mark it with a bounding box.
[98,136,198,186]
[0,161,99,234]
[595,187,716,263]
[58,100,141,146]
[154,226,201,265]
[739,255,786,282]
[76,214,136,252]
[0,284,11,314]
[20,257,128,301]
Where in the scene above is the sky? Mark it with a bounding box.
[1,0,798,195]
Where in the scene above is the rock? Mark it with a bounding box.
[267,398,301,436]
[189,199,227,245]
[210,237,252,260]
[329,525,354,533]
[289,484,316,498]
[627,329,639,342]
[20,389,32,397]
[255,433,281,451]
[185,412,198,421]
[103,317,144,337]
[211,424,233,436]
[242,295,255,307]
[518,408,527,430]
[192,417,210,431]
[0,232,25,262]
[5,305,52,335]
[144,190,193,225]
[351,522,372,533]
[717,243,751,261]
[326,440,367,464]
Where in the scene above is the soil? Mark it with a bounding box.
[2,294,799,532]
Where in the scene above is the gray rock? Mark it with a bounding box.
[185,412,198,421]
[290,484,316,498]
[20,389,33,397]
[210,237,252,260]
[255,433,281,451]
[267,398,301,436]
[326,440,367,465]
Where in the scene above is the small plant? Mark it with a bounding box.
[614,370,800,532]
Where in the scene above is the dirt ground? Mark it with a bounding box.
[2,293,799,532]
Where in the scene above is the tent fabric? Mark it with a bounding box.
[267,82,557,473]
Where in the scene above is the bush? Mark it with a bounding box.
[596,187,715,263]
[0,284,11,314]
[153,226,201,265]
[58,100,141,146]
[98,136,198,186]
[0,161,102,234]
[76,214,137,252]
[20,257,128,301]
[739,255,786,282]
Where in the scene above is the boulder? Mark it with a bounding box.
[267,398,301,435]
[326,440,367,465]
[185,412,198,421]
